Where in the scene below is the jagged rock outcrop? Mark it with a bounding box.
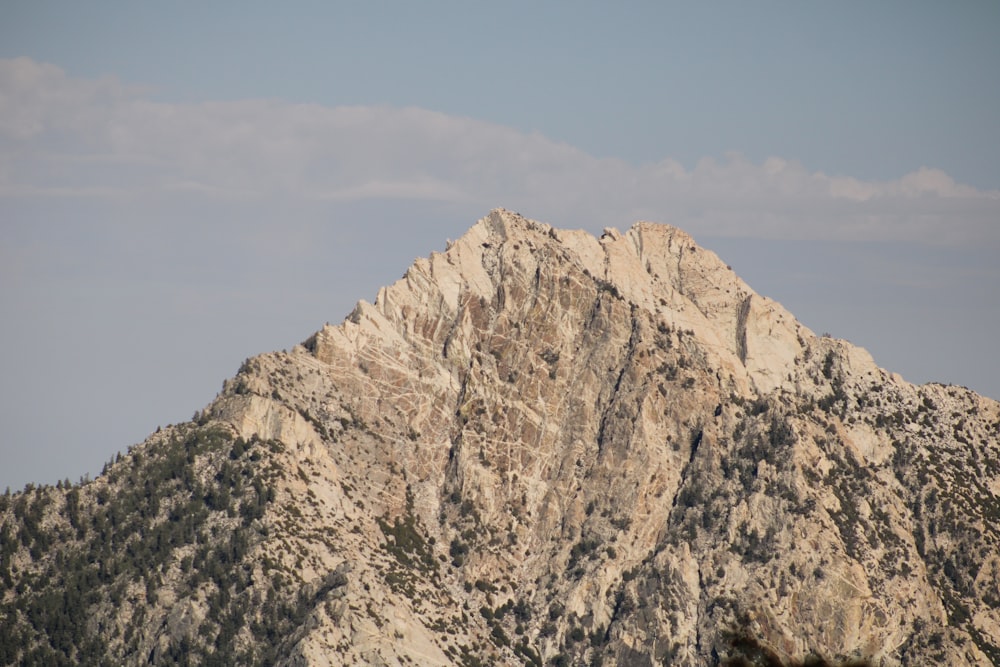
[2,209,999,666]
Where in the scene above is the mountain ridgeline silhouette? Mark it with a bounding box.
[2,210,999,665]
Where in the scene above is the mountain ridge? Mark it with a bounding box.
[2,209,998,666]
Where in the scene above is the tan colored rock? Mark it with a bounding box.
[2,209,998,666]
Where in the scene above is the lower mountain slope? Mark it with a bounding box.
[2,209,999,666]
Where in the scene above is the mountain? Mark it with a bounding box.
[2,209,999,666]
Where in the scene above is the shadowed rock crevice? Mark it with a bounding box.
[736,294,752,365]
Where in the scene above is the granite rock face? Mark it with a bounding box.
[2,209,999,666]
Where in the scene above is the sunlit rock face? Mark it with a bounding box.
[3,209,998,666]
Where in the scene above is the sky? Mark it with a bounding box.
[1,2,998,491]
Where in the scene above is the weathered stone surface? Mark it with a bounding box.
[2,209,998,666]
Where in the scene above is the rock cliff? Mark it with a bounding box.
[2,209,999,666]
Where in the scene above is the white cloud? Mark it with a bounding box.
[2,57,998,245]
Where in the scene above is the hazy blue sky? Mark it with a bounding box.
[2,2,998,490]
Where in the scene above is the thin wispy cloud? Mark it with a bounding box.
[2,53,998,493]
[2,57,998,245]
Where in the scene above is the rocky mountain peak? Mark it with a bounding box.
[309,208,852,422]
[2,210,998,666]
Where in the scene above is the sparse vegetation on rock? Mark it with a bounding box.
[2,210,998,665]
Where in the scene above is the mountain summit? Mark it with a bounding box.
[2,209,999,666]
